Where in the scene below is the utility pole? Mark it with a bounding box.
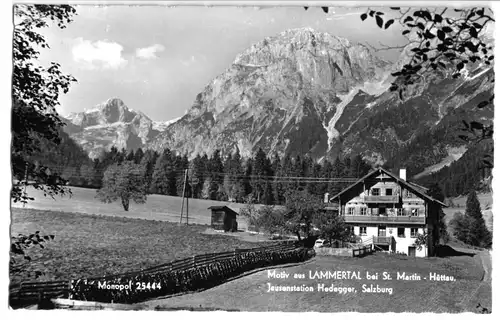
[22,162,28,208]
[186,182,189,225]
[179,168,188,224]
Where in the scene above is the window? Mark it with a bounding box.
[397,228,405,238]
[397,208,404,216]
[360,227,367,236]
[411,208,419,216]
[360,207,367,216]
[349,226,354,235]
[378,226,386,237]
[385,188,393,196]
[410,228,418,238]
[372,188,380,196]
[379,207,387,216]
[406,190,413,198]
[347,207,354,215]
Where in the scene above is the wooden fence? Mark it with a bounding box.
[9,240,298,308]
[352,245,373,257]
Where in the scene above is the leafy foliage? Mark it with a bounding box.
[359,7,494,96]
[310,6,494,192]
[10,231,55,279]
[11,4,77,284]
[96,161,147,211]
[12,4,77,204]
[282,190,325,241]
[313,210,352,245]
[360,6,495,176]
[254,206,287,236]
[413,231,429,251]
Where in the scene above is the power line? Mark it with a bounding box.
[19,164,369,182]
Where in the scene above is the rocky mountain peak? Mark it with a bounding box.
[95,97,137,124]
[62,98,169,159]
[150,28,396,159]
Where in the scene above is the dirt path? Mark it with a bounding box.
[479,250,492,282]
[455,246,492,312]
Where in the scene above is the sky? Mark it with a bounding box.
[36,5,412,122]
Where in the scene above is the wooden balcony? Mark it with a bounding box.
[373,236,393,245]
[363,195,400,203]
[343,215,426,225]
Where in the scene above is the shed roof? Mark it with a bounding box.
[207,206,239,215]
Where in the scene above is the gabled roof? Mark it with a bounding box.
[329,167,447,207]
[408,182,429,193]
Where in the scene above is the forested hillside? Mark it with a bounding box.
[415,140,493,198]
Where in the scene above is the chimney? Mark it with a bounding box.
[324,193,330,204]
[399,169,407,181]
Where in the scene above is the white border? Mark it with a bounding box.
[2,1,497,320]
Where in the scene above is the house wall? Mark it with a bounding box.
[333,171,441,257]
[345,180,426,216]
[352,225,429,257]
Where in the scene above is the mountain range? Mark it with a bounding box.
[62,27,494,178]
[62,98,180,159]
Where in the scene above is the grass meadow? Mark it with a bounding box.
[11,186,253,229]
[147,251,491,313]
[9,186,492,312]
[10,208,271,284]
[12,186,493,232]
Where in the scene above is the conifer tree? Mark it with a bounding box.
[230,149,245,202]
[427,183,449,244]
[126,150,135,162]
[272,152,285,205]
[281,154,294,194]
[189,154,205,199]
[133,148,144,164]
[205,150,224,200]
[465,191,492,247]
[139,149,158,193]
[251,148,268,203]
[330,156,345,196]
[242,158,253,197]
[150,149,173,195]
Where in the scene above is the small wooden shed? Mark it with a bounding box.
[208,206,238,232]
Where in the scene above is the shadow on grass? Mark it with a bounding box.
[435,245,475,258]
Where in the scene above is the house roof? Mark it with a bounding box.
[408,181,429,193]
[207,206,239,215]
[329,167,447,207]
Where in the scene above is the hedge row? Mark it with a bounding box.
[70,247,314,303]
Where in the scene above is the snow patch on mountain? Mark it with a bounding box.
[153,116,182,131]
[326,88,359,150]
[83,122,127,130]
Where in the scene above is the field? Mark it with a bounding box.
[147,249,491,313]
[443,192,493,231]
[9,187,493,312]
[13,186,493,232]
[10,208,271,284]
[11,186,253,230]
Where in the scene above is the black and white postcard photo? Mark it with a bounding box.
[7,0,496,314]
